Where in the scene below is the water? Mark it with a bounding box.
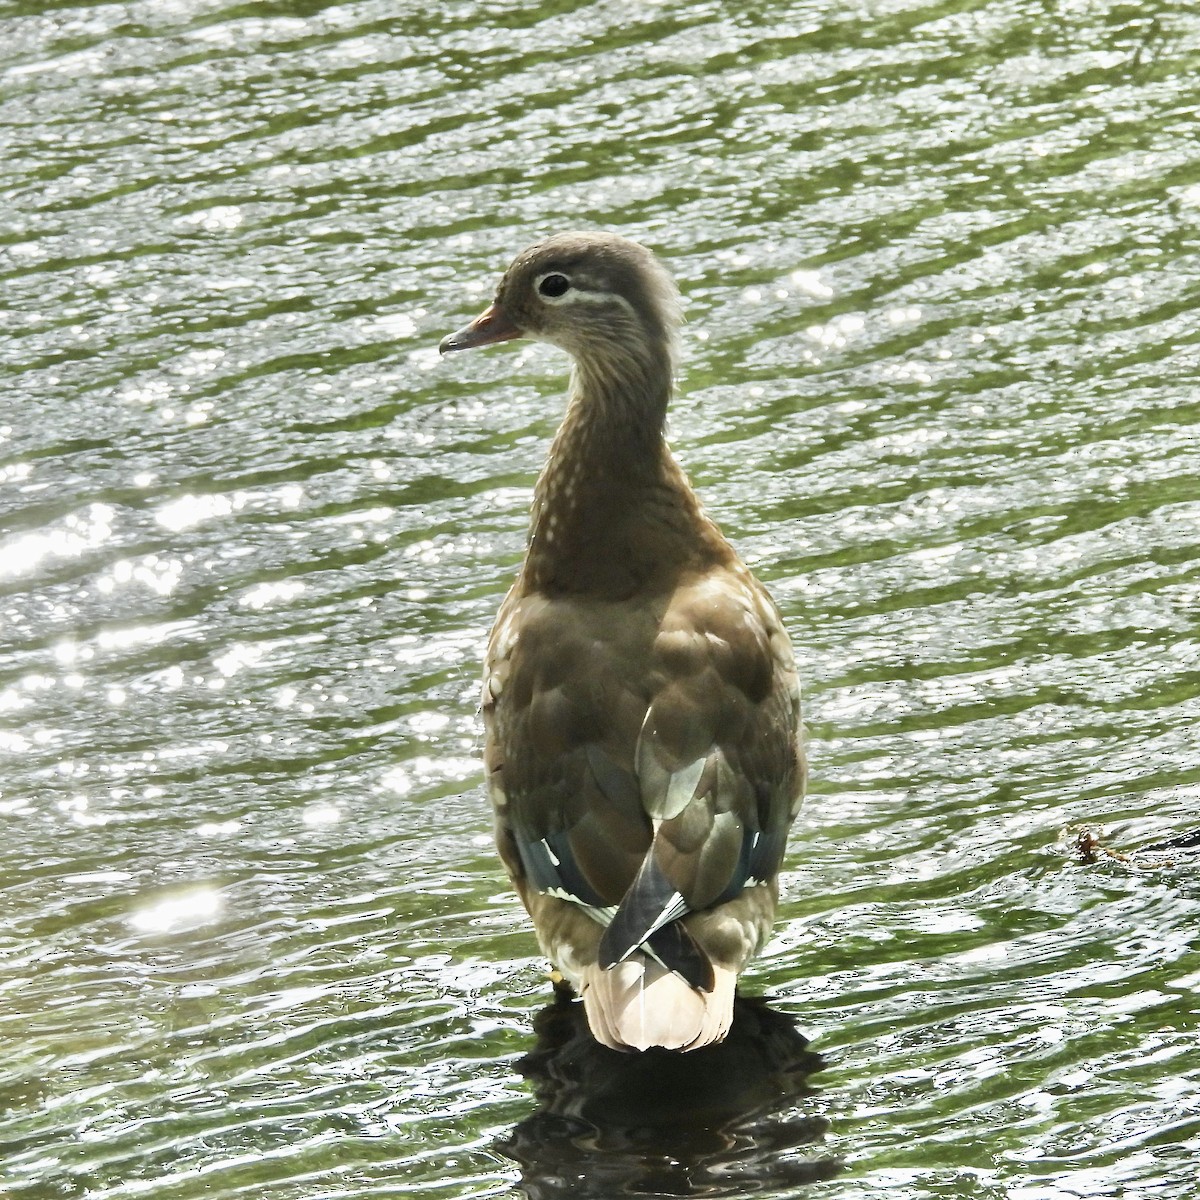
[3,1,1200,1196]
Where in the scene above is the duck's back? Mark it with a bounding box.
[482,550,803,1049]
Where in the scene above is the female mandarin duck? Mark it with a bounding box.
[440,232,805,1051]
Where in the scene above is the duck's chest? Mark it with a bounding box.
[524,485,678,597]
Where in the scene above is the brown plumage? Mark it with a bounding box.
[440,232,805,1051]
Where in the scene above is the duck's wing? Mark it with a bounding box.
[482,590,657,922]
[483,571,803,987]
[597,570,804,985]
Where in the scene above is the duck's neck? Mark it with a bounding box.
[523,352,727,598]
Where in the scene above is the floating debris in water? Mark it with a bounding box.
[1063,825,1199,869]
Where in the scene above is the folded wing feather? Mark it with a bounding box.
[484,570,802,994]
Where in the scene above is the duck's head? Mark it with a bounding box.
[439,232,681,376]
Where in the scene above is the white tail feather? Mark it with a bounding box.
[581,955,736,1051]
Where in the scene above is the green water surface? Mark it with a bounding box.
[3,1,1200,1198]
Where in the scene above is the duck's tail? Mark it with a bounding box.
[580,955,736,1051]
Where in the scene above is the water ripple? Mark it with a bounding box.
[3,1,1200,1198]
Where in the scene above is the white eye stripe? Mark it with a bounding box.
[539,283,638,317]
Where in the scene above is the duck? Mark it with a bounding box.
[440,232,805,1051]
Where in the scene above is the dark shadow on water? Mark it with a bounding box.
[1140,827,1200,852]
[499,989,840,1199]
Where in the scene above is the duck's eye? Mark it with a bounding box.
[538,273,571,299]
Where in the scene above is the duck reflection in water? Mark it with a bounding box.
[499,989,839,1199]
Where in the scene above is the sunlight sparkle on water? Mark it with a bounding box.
[129,886,223,934]
[380,755,480,796]
[240,580,305,609]
[302,803,342,827]
[156,493,237,532]
[789,268,834,299]
[0,504,115,580]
